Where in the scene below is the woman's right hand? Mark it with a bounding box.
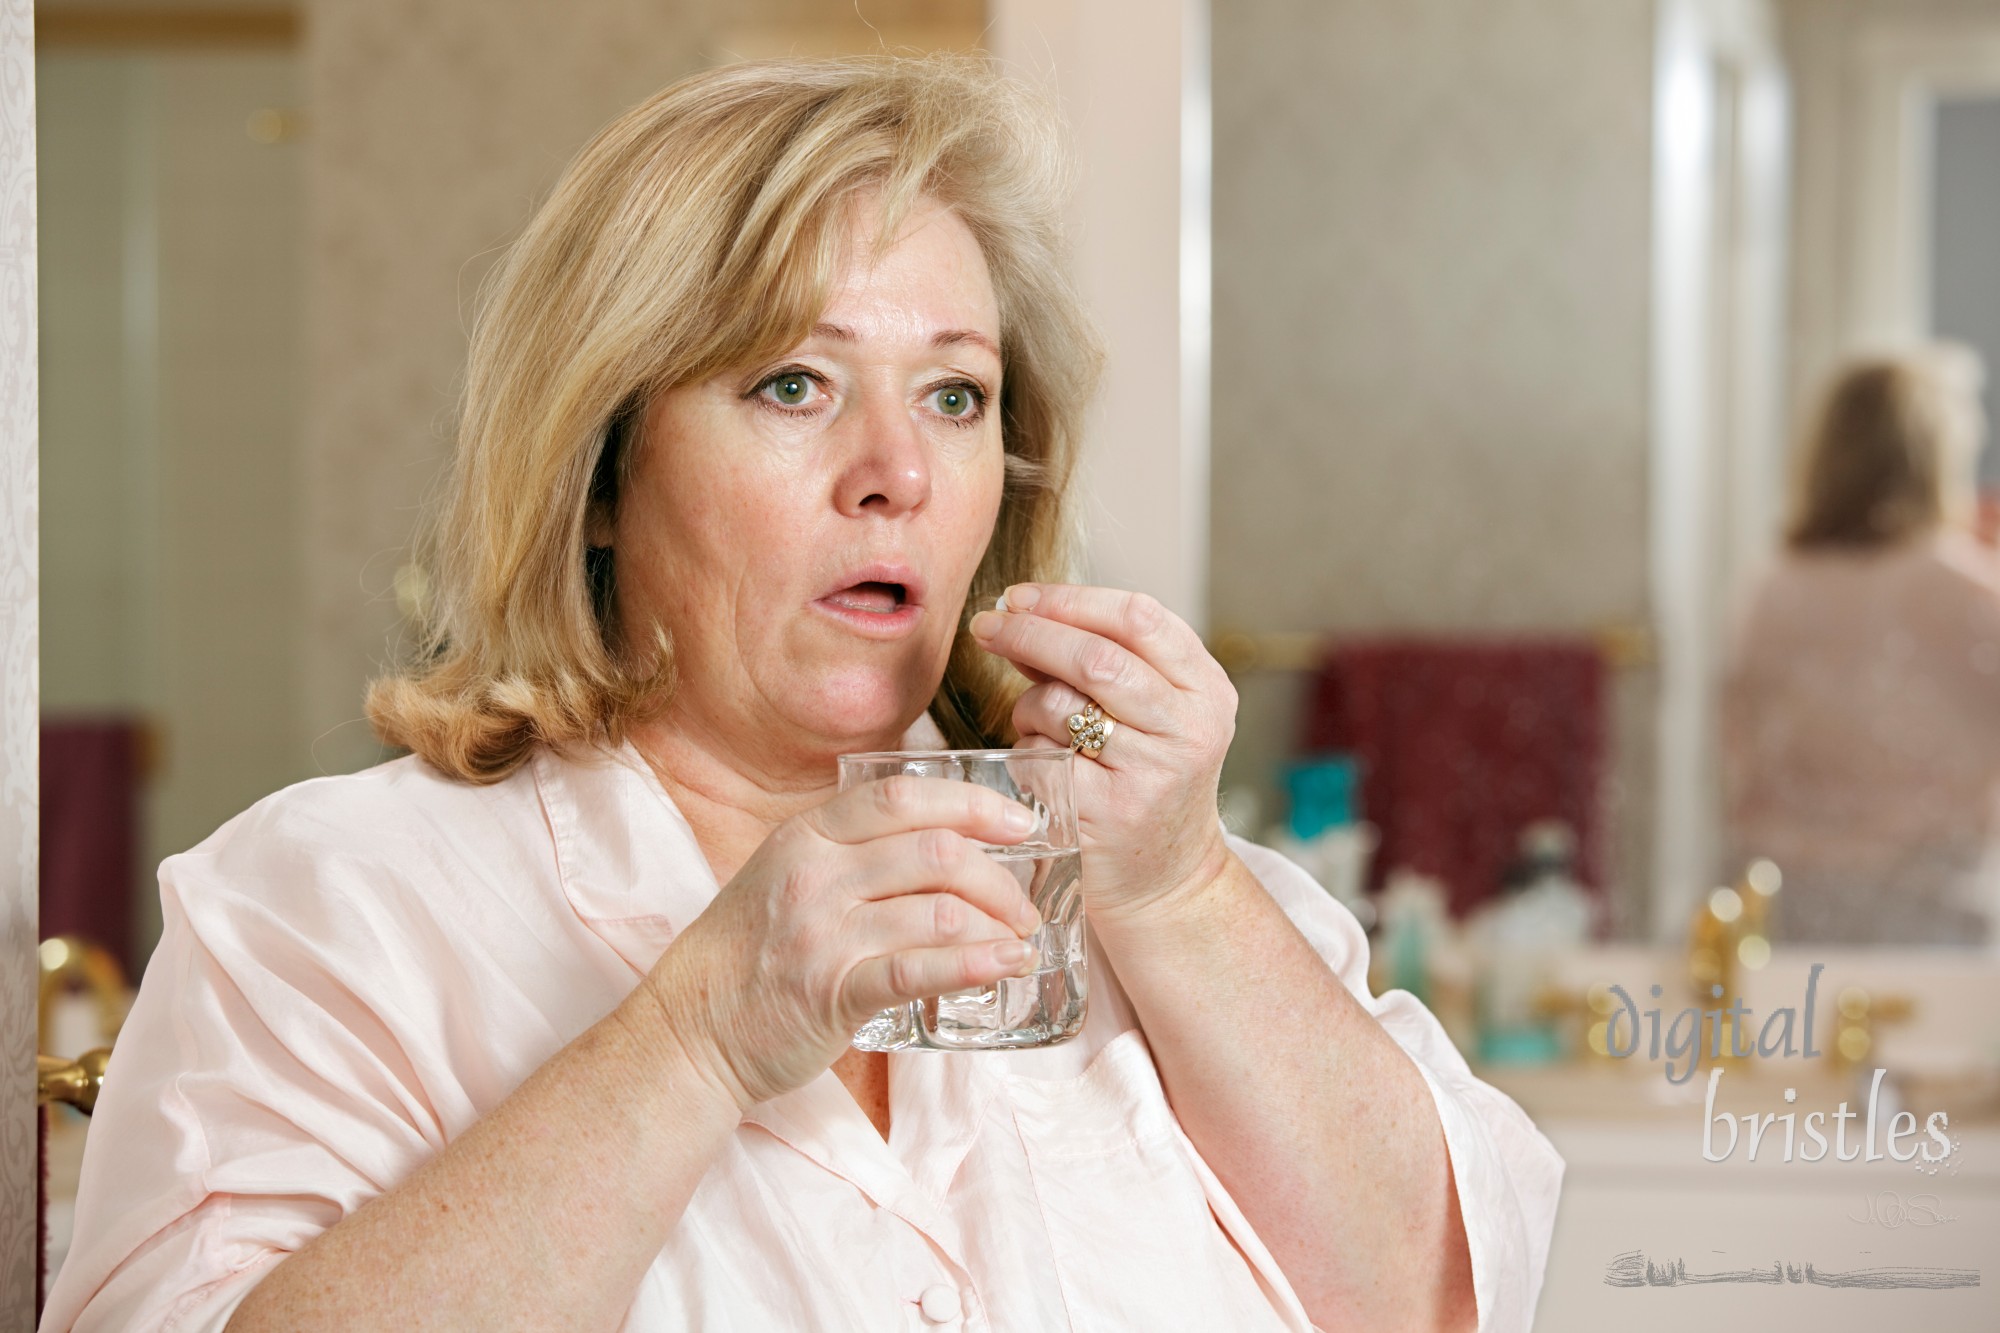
[638,776,1045,1110]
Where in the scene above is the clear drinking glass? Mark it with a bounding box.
[837,748,1087,1052]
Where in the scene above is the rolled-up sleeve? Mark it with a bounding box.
[1227,833,1564,1333]
[40,832,444,1333]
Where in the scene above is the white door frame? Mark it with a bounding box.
[988,0,1213,633]
[1649,0,1791,938]
[1846,18,2000,349]
[1,0,39,1319]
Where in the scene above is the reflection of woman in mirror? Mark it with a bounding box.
[43,57,1559,1332]
[1723,345,2000,947]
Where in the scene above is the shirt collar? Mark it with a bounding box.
[530,709,985,1261]
[532,710,952,974]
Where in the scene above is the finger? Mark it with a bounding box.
[842,939,1039,1016]
[1010,680,1139,769]
[849,891,1024,957]
[968,607,1173,730]
[836,829,1042,935]
[966,606,1057,685]
[806,774,1037,848]
[999,584,1210,689]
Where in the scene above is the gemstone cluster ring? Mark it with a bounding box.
[1066,700,1113,759]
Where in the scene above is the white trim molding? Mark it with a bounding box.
[988,0,1212,633]
[0,0,36,1316]
[1846,19,2000,348]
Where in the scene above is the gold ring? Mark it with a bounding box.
[1066,700,1113,759]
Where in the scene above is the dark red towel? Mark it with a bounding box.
[1302,638,1607,918]
[39,717,141,977]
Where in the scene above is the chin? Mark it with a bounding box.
[792,668,935,750]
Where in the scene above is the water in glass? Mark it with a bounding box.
[839,748,1087,1052]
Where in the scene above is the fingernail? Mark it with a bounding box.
[993,940,1032,966]
[1004,584,1040,611]
[968,610,1000,639]
[1019,906,1043,936]
[1003,804,1037,834]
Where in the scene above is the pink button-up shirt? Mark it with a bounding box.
[1722,532,2000,942]
[42,720,1562,1332]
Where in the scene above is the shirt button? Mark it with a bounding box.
[918,1283,962,1323]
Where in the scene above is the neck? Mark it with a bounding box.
[630,704,909,884]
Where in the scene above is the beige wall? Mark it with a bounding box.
[1210,0,1658,929]
[39,49,305,947]
[298,0,985,775]
[37,58,139,712]
[297,0,707,774]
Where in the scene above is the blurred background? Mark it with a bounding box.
[29,1,2000,1328]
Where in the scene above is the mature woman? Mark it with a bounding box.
[1724,346,2000,945]
[46,57,1559,1332]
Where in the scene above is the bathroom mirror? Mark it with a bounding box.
[33,0,2000,1005]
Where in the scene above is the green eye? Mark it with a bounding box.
[937,386,973,417]
[771,375,810,406]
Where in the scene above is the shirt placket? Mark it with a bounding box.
[743,1053,998,1330]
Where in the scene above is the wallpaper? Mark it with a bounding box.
[1210,0,1658,926]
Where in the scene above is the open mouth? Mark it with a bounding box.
[822,581,909,614]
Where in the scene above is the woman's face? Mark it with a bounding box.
[613,194,1006,762]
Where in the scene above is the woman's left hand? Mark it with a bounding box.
[968,584,1239,925]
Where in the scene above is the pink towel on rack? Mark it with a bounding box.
[1302,638,1607,918]
[39,717,142,977]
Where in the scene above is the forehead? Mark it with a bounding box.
[818,194,999,345]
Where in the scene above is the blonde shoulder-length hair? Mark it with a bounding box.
[367,55,1103,783]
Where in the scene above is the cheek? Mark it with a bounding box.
[940,438,1007,568]
[625,434,799,579]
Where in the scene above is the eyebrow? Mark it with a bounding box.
[810,322,1000,357]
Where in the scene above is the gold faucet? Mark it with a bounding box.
[38,935,128,1116]
[1544,982,1630,1064]
[1687,862,1787,1055]
[1828,986,1916,1073]
[38,1048,112,1114]
[1688,891,1738,997]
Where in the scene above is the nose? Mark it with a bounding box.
[831,386,932,519]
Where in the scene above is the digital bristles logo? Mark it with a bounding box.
[1594,962,1982,1297]
[1601,964,1962,1169]
[1604,1251,1979,1290]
